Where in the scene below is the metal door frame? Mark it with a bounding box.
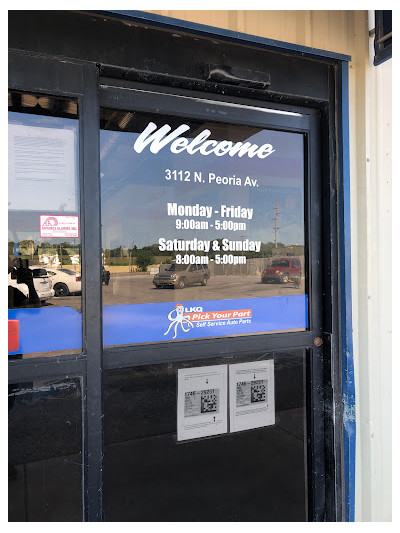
[8,11,354,521]
[8,51,103,521]
[98,79,326,520]
[99,80,321,361]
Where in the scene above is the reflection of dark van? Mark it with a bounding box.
[261,258,301,284]
[153,262,210,289]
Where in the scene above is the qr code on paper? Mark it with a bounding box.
[251,380,266,403]
[201,389,218,413]
[184,388,219,416]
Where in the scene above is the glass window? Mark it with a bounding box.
[8,91,82,358]
[374,10,392,66]
[9,377,83,521]
[103,350,307,521]
[100,107,307,347]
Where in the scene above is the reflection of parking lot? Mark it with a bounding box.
[48,274,305,311]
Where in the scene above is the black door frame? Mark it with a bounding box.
[8,44,343,521]
[99,79,322,365]
[98,79,327,521]
[8,51,104,521]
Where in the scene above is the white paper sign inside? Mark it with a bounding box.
[177,365,228,441]
[229,360,275,433]
[40,215,79,238]
[8,123,77,212]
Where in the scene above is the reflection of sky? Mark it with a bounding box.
[100,123,305,249]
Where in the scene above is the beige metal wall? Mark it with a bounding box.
[148,10,363,56]
[147,10,392,522]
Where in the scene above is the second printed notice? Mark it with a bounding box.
[229,360,275,433]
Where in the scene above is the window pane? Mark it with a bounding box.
[8,91,82,358]
[100,108,307,348]
[8,377,83,521]
[103,351,307,521]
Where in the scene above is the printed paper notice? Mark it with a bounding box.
[8,123,77,211]
[177,365,228,441]
[229,360,275,433]
[40,215,79,238]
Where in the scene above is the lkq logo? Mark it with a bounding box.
[133,122,275,159]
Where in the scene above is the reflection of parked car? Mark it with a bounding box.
[261,258,302,285]
[153,262,210,289]
[102,266,110,285]
[46,268,82,297]
[8,266,54,303]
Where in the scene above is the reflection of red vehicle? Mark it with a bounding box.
[262,258,302,285]
[8,320,19,352]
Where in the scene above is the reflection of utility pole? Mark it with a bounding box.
[240,235,245,256]
[274,200,280,248]
[131,241,135,273]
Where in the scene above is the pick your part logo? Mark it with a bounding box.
[163,304,253,339]
[164,303,194,339]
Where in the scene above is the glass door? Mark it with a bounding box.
[98,82,323,521]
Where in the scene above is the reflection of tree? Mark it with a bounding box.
[102,240,287,266]
[8,241,15,257]
[132,243,170,257]
[38,241,81,266]
[135,248,155,272]
[103,243,172,266]
[258,241,285,258]
[8,240,82,265]
[207,240,285,259]
[8,239,36,259]
[18,239,36,257]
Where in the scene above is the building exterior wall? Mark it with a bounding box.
[147,9,392,522]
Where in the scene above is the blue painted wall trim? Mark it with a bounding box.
[338,61,356,522]
[90,10,351,63]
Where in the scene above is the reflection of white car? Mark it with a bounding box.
[8,266,54,303]
[46,268,81,297]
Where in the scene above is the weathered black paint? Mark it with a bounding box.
[9,11,331,103]
[8,10,344,522]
